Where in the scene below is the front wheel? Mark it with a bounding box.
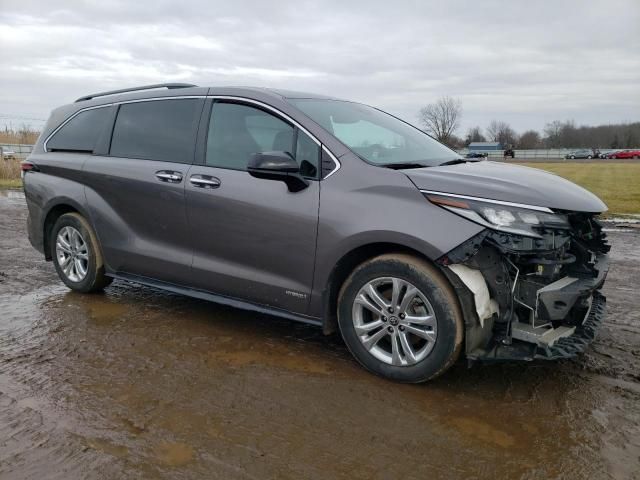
[337,254,464,383]
[51,213,112,293]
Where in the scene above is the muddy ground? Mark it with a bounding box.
[1,188,639,480]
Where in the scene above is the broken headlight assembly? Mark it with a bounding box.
[423,191,569,238]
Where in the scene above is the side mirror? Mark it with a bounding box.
[247,151,309,192]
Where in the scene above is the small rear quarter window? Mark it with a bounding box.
[47,107,111,153]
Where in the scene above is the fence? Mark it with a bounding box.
[0,144,34,161]
[457,148,638,161]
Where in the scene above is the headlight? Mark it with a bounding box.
[423,191,569,238]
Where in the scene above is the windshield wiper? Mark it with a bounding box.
[439,158,482,166]
[382,162,429,170]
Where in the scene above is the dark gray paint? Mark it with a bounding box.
[405,161,608,213]
[24,86,607,325]
[306,152,485,317]
[82,155,193,284]
[186,165,320,313]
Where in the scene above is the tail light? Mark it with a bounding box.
[21,162,38,172]
[20,161,39,179]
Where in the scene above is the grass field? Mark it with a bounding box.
[1,158,639,214]
[0,179,22,188]
[519,162,640,214]
[0,159,21,189]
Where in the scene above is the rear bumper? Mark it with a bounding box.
[26,200,45,256]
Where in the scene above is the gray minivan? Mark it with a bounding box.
[23,83,609,382]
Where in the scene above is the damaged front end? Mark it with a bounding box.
[427,192,609,362]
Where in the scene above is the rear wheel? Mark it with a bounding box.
[51,213,112,293]
[337,254,464,383]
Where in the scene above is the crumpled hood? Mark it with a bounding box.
[405,161,607,213]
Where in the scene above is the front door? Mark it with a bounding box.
[185,100,321,314]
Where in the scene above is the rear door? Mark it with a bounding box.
[83,97,204,284]
[185,100,321,314]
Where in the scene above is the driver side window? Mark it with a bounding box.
[206,102,319,177]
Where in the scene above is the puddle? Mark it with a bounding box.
[154,442,195,466]
[449,417,516,449]
[0,188,26,206]
[1,197,639,479]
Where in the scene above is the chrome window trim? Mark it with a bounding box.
[321,145,341,179]
[43,103,113,152]
[420,190,553,213]
[43,95,342,179]
[209,96,320,147]
[43,96,206,152]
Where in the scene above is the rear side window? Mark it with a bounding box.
[47,107,110,152]
[110,99,200,162]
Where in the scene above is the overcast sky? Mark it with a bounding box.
[1,0,639,136]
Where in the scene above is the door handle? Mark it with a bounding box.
[155,170,183,183]
[190,175,221,189]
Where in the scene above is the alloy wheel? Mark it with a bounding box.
[351,277,437,366]
[55,226,89,282]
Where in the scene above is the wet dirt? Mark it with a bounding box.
[1,189,639,479]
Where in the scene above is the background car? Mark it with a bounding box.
[1,147,16,160]
[608,150,640,159]
[565,149,595,159]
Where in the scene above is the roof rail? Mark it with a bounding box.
[74,83,198,103]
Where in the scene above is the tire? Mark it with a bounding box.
[587,155,592,159]
[634,155,639,159]
[337,254,464,383]
[570,155,575,159]
[51,212,112,293]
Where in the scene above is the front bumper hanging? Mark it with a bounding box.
[442,213,610,364]
[471,291,606,362]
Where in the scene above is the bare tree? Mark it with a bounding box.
[542,120,640,148]
[464,126,486,145]
[447,134,465,150]
[418,96,462,146]
[518,130,542,149]
[486,120,518,146]
[543,120,563,147]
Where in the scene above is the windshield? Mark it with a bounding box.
[288,99,461,167]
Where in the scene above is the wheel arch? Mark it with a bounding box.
[42,198,90,261]
[321,241,456,335]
